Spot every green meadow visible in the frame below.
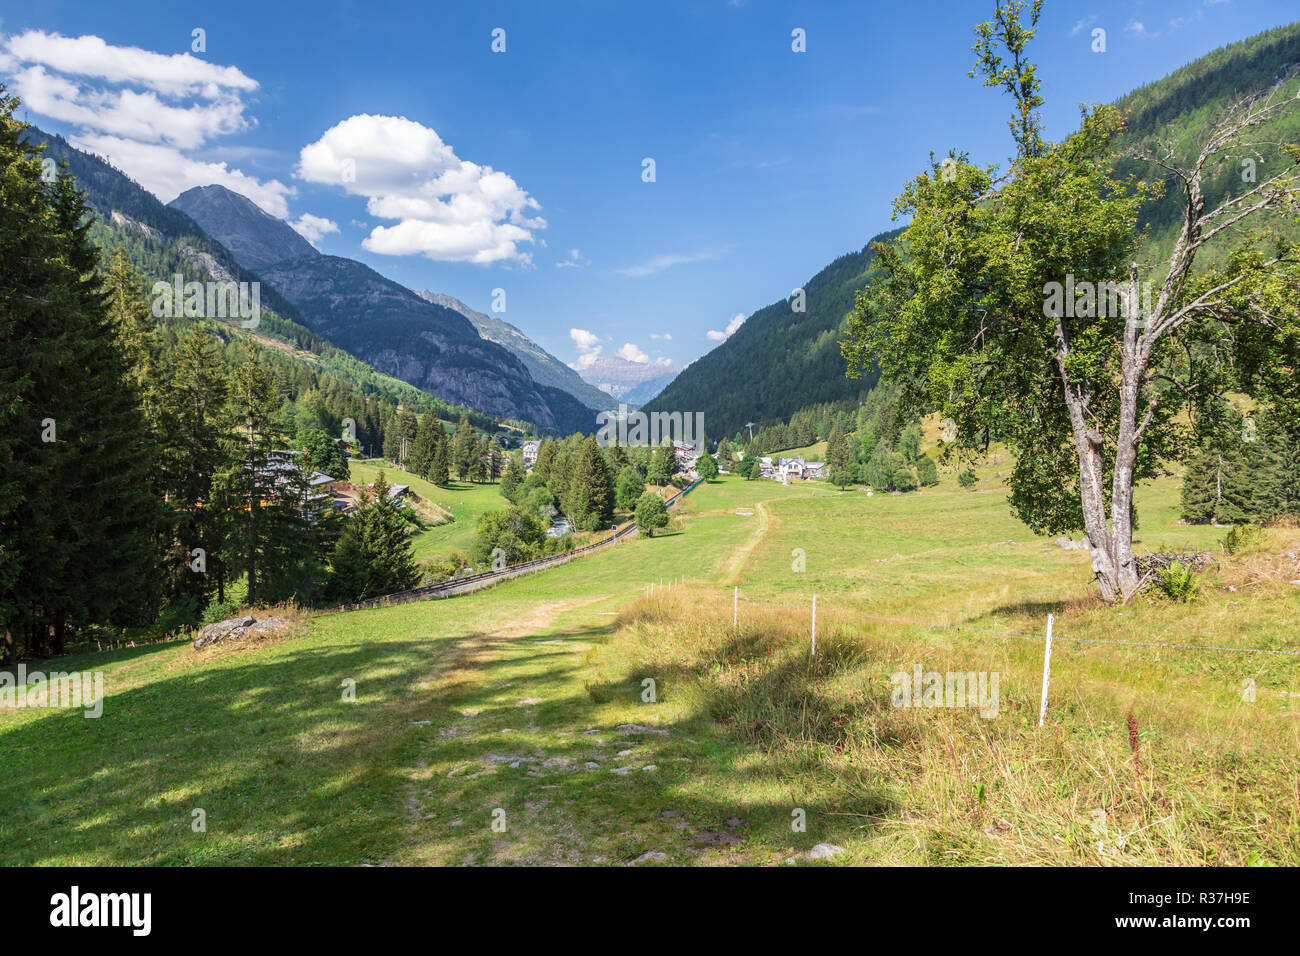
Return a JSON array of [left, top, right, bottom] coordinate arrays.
[[2, 466, 1296, 865]]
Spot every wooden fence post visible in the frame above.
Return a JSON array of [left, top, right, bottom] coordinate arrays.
[[811, 594, 817, 657], [1038, 613, 1054, 727]]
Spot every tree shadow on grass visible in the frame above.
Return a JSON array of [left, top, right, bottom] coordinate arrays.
[[2, 606, 902, 866]]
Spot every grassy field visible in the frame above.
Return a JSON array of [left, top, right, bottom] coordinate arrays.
[[2, 471, 1297, 866], [770, 440, 827, 461], [347, 460, 507, 563]]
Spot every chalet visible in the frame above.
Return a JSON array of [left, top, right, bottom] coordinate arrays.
[[521, 439, 540, 470], [776, 457, 827, 482]]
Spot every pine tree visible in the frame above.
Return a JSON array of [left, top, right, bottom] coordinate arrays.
[[330, 473, 418, 601], [407, 413, 439, 477], [157, 330, 232, 613], [216, 343, 321, 605], [470, 434, 489, 483], [501, 451, 525, 502], [429, 436, 451, 486], [453, 416, 476, 480]]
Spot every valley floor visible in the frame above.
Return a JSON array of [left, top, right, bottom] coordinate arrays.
[[2, 474, 1297, 865]]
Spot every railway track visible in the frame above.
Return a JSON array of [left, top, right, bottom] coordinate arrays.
[[321, 477, 703, 614]]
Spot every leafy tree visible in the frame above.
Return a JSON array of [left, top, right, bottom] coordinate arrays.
[[715, 437, 733, 469], [615, 465, 646, 511], [697, 453, 719, 481], [842, 0, 1300, 601], [297, 428, 349, 481], [897, 424, 923, 464], [958, 468, 978, 490], [917, 455, 940, 486], [500, 451, 526, 502], [648, 444, 675, 486], [892, 464, 919, 492], [635, 491, 669, 537], [862, 443, 896, 491], [737, 456, 760, 480], [471, 506, 545, 567]]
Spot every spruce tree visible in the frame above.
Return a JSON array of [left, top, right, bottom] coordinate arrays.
[[453, 416, 476, 480]]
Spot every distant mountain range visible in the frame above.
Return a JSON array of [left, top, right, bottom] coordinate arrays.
[[169, 185, 593, 433], [412, 290, 618, 413], [571, 356, 680, 407]]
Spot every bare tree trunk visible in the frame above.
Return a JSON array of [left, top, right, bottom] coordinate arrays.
[[1055, 320, 1121, 601], [1108, 264, 1145, 601]]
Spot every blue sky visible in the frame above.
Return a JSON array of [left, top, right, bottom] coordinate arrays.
[[2, 0, 1296, 376]]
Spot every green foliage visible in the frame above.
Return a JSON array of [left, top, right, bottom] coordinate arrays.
[[615, 465, 646, 511], [1155, 561, 1202, 602], [697, 453, 719, 481], [648, 444, 675, 486], [328, 473, 418, 603], [471, 506, 546, 567], [1181, 404, 1298, 526], [634, 492, 669, 537], [0, 99, 164, 659], [500, 451, 526, 503], [297, 428, 350, 481], [737, 457, 760, 480], [1223, 523, 1267, 555], [958, 468, 979, 490], [916, 455, 939, 486]]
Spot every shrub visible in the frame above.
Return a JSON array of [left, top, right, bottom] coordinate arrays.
[[1155, 560, 1201, 602], [1223, 523, 1266, 555]]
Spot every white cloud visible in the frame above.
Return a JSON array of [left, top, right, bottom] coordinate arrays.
[[297, 114, 544, 265], [651, 332, 672, 340], [290, 213, 340, 244], [1068, 15, 1097, 37], [0, 31, 291, 216], [2, 30, 256, 96], [73, 133, 293, 216], [706, 312, 746, 341], [616, 343, 649, 364], [556, 248, 588, 269], [569, 327, 603, 369], [1125, 20, 1156, 38], [617, 249, 722, 277]]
